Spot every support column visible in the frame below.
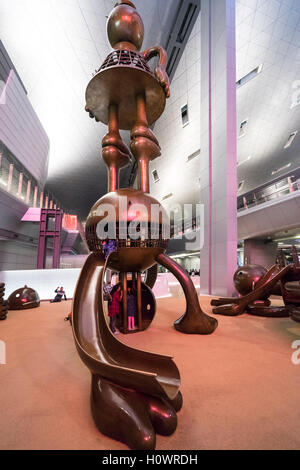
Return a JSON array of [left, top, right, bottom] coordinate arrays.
[[122, 273, 128, 334], [200, 0, 237, 296], [136, 272, 142, 331], [244, 239, 278, 269]]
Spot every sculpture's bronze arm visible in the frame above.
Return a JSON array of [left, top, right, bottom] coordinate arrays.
[[142, 46, 170, 98]]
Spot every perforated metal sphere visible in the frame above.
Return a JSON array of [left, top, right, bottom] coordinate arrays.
[[85, 189, 170, 272]]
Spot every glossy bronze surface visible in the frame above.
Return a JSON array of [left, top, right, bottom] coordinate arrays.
[[290, 307, 300, 323], [86, 63, 166, 130], [85, 188, 169, 272], [246, 305, 289, 318], [102, 103, 130, 192], [72, 252, 181, 449], [0, 283, 8, 321], [77, 0, 217, 449], [8, 285, 40, 311], [131, 93, 161, 193], [211, 265, 279, 308], [234, 265, 267, 296], [281, 266, 300, 308], [144, 263, 158, 290], [212, 265, 291, 316], [107, 2, 144, 51], [157, 253, 218, 335]]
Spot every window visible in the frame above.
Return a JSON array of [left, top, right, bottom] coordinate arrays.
[[236, 64, 263, 89], [186, 149, 200, 162], [238, 181, 244, 192], [152, 169, 160, 183], [238, 119, 248, 139], [181, 104, 189, 127], [284, 131, 297, 149]]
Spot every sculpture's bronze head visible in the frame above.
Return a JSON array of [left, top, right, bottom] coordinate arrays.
[[107, 1, 144, 51]]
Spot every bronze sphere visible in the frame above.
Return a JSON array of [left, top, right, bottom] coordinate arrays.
[[234, 265, 267, 296], [85, 188, 169, 272], [8, 285, 40, 310], [107, 2, 144, 51]]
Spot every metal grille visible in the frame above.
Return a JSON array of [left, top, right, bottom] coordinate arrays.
[[98, 50, 153, 75], [85, 222, 169, 253]]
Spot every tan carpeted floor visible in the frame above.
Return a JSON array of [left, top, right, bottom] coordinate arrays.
[[0, 296, 300, 450]]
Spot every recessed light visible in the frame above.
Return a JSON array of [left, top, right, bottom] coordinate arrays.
[[271, 163, 291, 175]]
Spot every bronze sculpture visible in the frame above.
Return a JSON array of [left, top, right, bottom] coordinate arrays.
[[211, 263, 300, 319], [7, 285, 40, 311], [0, 283, 8, 320], [72, 1, 217, 450]]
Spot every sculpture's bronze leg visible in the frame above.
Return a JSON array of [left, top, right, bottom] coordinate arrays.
[[157, 253, 218, 335], [213, 265, 292, 317], [91, 376, 179, 450], [130, 94, 161, 193], [102, 103, 130, 192], [290, 306, 300, 323]]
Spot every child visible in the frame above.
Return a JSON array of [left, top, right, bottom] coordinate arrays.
[[127, 286, 137, 331]]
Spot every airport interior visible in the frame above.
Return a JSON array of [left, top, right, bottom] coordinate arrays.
[[0, 0, 300, 452]]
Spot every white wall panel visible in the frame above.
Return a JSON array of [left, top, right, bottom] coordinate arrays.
[[0, 70, 49, 186]]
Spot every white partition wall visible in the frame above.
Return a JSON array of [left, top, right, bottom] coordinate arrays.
[[0, 269, 81, 300], [0, 269, 200, 301]]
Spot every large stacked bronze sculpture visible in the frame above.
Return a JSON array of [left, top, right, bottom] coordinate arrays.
[[72, 1, 217, 450]]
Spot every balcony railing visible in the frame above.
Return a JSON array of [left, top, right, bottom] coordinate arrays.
[[238, 176, 300, 212], [0, 144, 64, 212]]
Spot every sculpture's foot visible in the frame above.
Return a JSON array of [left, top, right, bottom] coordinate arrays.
[[246, 305, 289, 318], [91, 375, 180, 450], [211, 298, 239, 307], [212, 304, 243, 316], [174, 309, 218, 335], [289, 307, 300, 323]]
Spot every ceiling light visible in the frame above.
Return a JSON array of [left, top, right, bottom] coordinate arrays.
[[162, 193, 174, 201], [271, 163, 291, 176], [237, 156, 251, 167]]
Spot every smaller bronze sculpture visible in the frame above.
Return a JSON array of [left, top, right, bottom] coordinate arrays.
[[8, 285, 40, 311], [211, 265, 291, 317], [212, 263, 300, 319], [0, 283, 8, 320]]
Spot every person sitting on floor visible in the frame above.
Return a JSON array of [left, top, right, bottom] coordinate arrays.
[[50, 287, 67, 303]]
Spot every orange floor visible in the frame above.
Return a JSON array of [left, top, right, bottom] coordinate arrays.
[[0, 296, 300, 450]]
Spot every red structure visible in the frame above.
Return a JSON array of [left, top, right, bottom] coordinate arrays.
[[37, 209, 63, 269]]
